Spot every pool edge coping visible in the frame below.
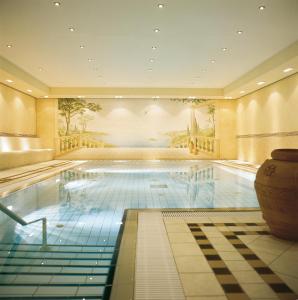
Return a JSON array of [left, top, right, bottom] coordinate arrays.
[[109, 207, 261, 300]]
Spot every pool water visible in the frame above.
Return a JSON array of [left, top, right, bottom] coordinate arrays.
[[0, 160, 258, 246]]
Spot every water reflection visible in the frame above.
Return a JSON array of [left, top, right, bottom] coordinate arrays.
[[0, 161, 258, 245]]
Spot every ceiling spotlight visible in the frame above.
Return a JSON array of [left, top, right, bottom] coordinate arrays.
[[88, 58, 93, 62], [6, 79, 13, 83], [240, 91, 245, 94], [6, 44, 12, 48], [149, 58, 154, 63], [154, 28, 160, 33], [259, 5, 266, 10], [44, 95, 48, 98], [53, 2, 61, 6], [38, 67, 43, 71], [80, 45, 84, 49], [69, 27, 75, 32], [237, 30, 243, 35], [27, 89, 32, 93], [221, 47, 227, 51], [283, 67, 293, 73], [158, 4, 164, 8], [257, 81, 266, 85], [210, 59, 216, 63], [152, 46, 157, 50]]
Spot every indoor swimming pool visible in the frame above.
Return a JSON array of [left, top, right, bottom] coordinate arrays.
[[0, 160, 258, 246], [0, 160, 259, 299]]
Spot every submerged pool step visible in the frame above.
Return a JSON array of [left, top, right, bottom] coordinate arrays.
[[0, 243, 117, 299]]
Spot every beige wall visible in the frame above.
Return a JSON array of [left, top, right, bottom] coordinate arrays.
[[36, 98, 58, 150], [0, 83, 36, 135], [236, 73, 298, 164], [215, 100, 237, 159]]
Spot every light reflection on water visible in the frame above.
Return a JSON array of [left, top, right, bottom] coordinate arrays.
[[0, 160, 258, 245]]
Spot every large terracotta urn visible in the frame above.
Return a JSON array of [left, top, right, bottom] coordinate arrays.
[[255, 149, 298, 241]]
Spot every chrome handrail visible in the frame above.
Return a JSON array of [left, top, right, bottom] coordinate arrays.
[[0, 202, 48, 249]]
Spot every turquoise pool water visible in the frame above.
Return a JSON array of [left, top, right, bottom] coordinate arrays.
[[0, 160, 258, 246]]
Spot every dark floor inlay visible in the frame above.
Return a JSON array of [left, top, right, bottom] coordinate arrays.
[[225, 235, 238, 240], [234, 244, 248, 249], [257, 231, 270, 235], [255, 267, 274, 274], [190, 228, 202, 232], [195, 236, 208, 240], [200, 244, 213, 249], [205, 254, 221, 261], [224, 223, 236, 226], [212, 268, 231, 275], [233, 231, 246, 235], [269, 283, 293, 293], [221, 284, 244, 293], [203, 223, 215, 226], [242, 254, 259, 260]]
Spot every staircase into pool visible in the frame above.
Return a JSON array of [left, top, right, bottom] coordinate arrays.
[[0, 242, 117, 299]]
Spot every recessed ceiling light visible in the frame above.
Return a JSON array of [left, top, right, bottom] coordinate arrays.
[[69, 27, 75, 32], [38, 67, 43, 71], [237, 30, 243, 35], [6, 44, 12, 48], [283, 67, 294, 73], [53, 2, 61, 7], [80, 45, 84, 49], [6, 79, 13, 83], [149, 58, 154, 63], [257, 81, 266, 85], [259, 5, 266, 10], [240, 91, 245, 94], [210, 59, 216, 63], [157, 4, 164, 8], [152, 46, 157, 50], [88, 58, 93, 62], [154, 28, 160, 33], [115, 96, 123, 99], [27, 89, 32, 93], [221, 47, 227, 51], [44, 95, 48, 98]]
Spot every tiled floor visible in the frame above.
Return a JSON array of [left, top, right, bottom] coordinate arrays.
[[163, 211, 298, 300]]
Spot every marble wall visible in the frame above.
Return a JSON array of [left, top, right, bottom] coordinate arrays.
[[236, 73, 298, 164]]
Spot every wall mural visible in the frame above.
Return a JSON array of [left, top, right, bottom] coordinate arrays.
[[57, 98, 218, 156]]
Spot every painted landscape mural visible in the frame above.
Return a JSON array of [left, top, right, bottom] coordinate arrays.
[[57, 98, 218, 155]]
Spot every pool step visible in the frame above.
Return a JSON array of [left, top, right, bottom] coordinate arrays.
[[0, 243, 116, 299]]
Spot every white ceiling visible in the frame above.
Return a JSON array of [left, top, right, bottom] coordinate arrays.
[[0, 0, 297, 88]]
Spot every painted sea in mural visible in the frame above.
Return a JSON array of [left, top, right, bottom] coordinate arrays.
[[58, 98, 216, 148]]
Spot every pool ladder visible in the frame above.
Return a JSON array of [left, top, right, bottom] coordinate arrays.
[[0, 202, 48, 250]]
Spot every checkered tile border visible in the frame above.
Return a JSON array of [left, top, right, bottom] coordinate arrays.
[[188, 222, 297, 300]]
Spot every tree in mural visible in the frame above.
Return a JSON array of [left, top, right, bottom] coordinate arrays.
[[207, 104, 215, 137], [58, 98, 101, 135]]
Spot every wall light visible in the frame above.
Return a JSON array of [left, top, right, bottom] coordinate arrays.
[[283, 67, 293, 73], [257, 81, 265, 85]]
